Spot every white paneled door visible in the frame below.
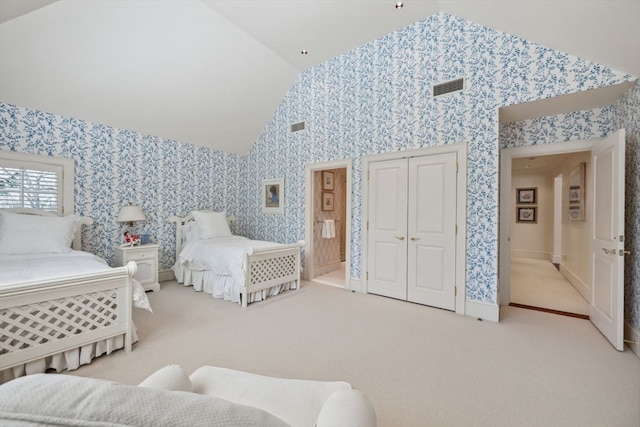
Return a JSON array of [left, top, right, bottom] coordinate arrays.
[[367, 159, 408, 300], [407, 154, 457, 309], [590, 129, 625, 351], [368, 153, 458, 310]]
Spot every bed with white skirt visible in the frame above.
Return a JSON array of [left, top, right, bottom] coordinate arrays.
[[170, 211, 304, 307], [0, 208, 151, 384]]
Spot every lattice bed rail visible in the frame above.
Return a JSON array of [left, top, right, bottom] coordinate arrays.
[[0, 264, 135, 372], [241, 241, 304, 308]]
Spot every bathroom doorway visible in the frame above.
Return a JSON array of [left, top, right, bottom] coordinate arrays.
[[304, 160, 351, 289]]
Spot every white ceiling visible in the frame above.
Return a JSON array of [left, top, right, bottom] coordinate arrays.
[[1, 0, 638, 155], [512, 153, 568, 173]]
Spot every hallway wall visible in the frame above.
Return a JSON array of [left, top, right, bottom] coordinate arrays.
[[510, 172, 553, 259], [554, 152, 592, 301]]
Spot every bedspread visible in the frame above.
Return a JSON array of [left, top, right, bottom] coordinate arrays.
[[0, 251, 151, 312], [177, 236, 282, 283]]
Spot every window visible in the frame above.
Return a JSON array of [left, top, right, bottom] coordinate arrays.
[[0, 152, 74, 215]]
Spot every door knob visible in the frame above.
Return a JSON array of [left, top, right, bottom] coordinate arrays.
[[394, 236, 405, 241], [411, 237, 420, 241]]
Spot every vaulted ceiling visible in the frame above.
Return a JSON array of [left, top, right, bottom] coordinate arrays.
[[1, 1, 638, 154]]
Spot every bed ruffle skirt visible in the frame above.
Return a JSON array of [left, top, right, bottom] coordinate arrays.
[[172, 263, 297, 304], [0, 328, 138, 384]]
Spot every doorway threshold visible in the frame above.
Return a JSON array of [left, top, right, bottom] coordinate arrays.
[[509, 303, 589, 320]]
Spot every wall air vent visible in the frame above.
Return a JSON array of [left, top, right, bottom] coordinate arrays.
[[432, 78, 465, 97], [290, 121, 306, 132]]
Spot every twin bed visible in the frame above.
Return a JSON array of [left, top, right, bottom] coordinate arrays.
[[170, 210, 304, 308], [0, 208, 150, 384], [1, 208, 303, 383]]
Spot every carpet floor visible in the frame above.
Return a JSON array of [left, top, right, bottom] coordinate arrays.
[[70, 280, 640, 427]]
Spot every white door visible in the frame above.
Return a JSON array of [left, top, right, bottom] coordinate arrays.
[[590, 129, 625, 351], [367, 159, 408, 300], [407, 153, 457, 309], [367, 154, 458, 310]]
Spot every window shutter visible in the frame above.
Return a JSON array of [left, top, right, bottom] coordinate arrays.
[[0, 160, 63, 212]]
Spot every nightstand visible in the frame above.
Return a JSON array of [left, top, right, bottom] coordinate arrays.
[[114, 244, 160, 292]]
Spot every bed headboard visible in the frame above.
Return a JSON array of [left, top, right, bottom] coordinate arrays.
[[1, 208, 94, 250], [169, 212, 236, 258]]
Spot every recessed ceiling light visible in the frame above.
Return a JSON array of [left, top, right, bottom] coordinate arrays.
[[301, 50, 308, 55], [395, 2, 403, 9]]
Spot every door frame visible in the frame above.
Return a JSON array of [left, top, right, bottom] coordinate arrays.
[[304, 159, 352, 289], [361, 143, 468, 315], [499, 139, 600, 307]]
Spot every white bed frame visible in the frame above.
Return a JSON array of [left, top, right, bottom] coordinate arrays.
[[0, 209, 137, 381], [170, 213, 304, 308]]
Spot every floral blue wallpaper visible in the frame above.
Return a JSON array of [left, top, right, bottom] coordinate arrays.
[[240, 13, 632, 308], [0, 104, 242, 269], [0, 13, 637, 328]]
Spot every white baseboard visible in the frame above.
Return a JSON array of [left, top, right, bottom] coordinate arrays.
[[624, 322, 640, 359], [350, 278, 363, 293], [159, 269, 175, 283], [558, 264, 589, 302], [314, 261, 342, 276], [465, 300, 499, 322]]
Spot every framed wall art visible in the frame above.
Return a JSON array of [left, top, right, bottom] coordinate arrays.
[[568, 162, 585, 221], [568, 205, 584, 221], [322, 171, 335, 191], [517, 207, 536, 223], [321, 192, 334, 211], [516, 187, 537, 204], [262, 178, 284, 214]]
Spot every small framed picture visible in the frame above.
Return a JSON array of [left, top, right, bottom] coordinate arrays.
[[322, 171, 335, 191], [516, 188, 537, 204], [568, 205, 584, 221], [569, 162, 585, 204], [517, 207, 536, 223], [262, 178, 284, 214], [322, 192, 334, 211]]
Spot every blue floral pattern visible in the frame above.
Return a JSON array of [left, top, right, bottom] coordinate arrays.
[[0, 104, 242, 269], [0, 13, 637, 328]]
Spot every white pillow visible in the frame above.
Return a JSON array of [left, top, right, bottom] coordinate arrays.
[[138, 364, 193, 392], [315, 390, 377, 427], [182, 221, 203, 244], [0, 211, 78, 255], [192, 210, 231, 239]]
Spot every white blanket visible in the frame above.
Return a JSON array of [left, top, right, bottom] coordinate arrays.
[[0, 250, 151, 311], [174, 236, 295, 304], [178, 236, 283, 284], [0, 374, 290, 427]]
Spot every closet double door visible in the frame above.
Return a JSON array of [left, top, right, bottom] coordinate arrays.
[[367, 152, 457, 310]]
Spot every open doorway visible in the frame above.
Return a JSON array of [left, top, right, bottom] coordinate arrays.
[[506, 152, 590, 318], [499, 141, 596, 305], [500, 131, 627, 351], [304, 160, 352, 289]]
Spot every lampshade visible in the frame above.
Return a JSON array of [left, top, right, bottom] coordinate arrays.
[[117, 205, 146, 225]]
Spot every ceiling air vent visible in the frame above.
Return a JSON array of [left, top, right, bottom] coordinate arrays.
[[433, 78, 464, 97], [290, 121, 306, 132]]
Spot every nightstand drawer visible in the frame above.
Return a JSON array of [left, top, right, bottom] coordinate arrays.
[[131, 251, 151, 260]]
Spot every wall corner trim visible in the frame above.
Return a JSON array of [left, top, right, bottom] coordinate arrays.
[[624, 321, 640, 359], [349, 278, 363, 294], [465, 300, 500, 322]]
